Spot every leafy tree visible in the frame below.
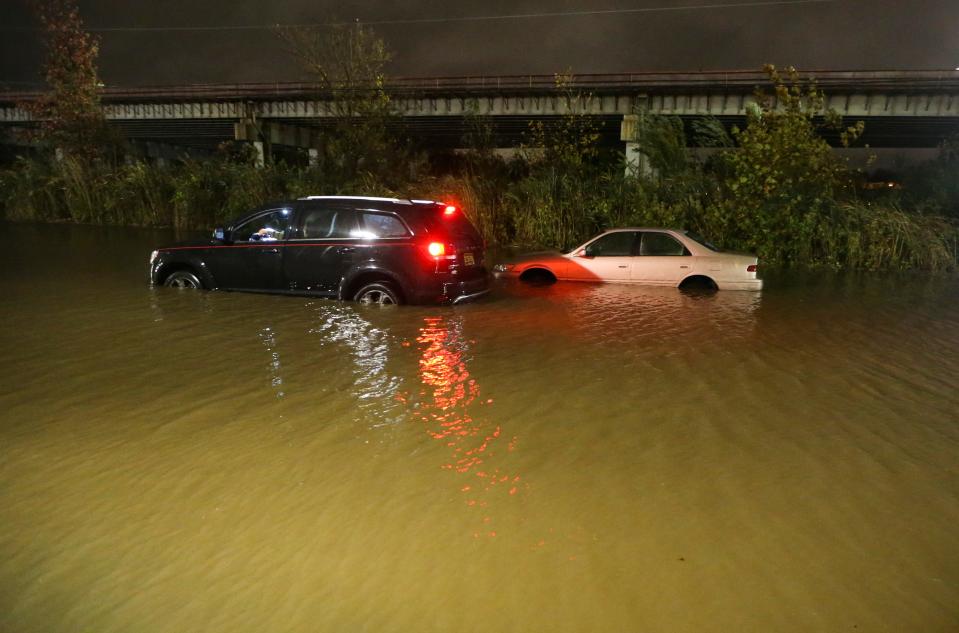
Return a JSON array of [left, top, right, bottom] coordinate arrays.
[[623, 113, 736, 238], [524, 71, 601, 171], [23, 0, 111, 161], [897, 134, 959, 218], [460, 100, 499, 167], [278, 20, 404, 184], [720, 65, 864, 263], [633, 113, 689, 176], [506, 71, 612, 248]]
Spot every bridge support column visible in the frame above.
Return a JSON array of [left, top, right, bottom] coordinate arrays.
[[620, 113, 654, 178], [235, 118, 320, 168], [252, 141, 266, 168], [624, 139, 641, 175]]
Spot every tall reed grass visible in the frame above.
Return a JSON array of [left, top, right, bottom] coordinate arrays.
[[1, 154, 956, 272]]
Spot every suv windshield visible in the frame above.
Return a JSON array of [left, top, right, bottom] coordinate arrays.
[[683, 230, 720, 252]]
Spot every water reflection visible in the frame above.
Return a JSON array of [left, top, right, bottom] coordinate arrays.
[[415, 315, 522, 537], [497, 279, 762, 346], [307, 303, 406, 427], [257, 326, 285, 399]]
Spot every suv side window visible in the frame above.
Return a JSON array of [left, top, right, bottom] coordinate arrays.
[[297, 206, 355, 239], [640, 232, 688, 256], [357, 211, 410, 238], [232, 209, 291, 242], [585, 231, 638, 257]]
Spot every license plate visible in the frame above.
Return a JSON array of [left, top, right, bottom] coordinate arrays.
[[463, 253, 475, 266]]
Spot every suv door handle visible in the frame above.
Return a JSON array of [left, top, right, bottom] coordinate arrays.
[[261, 247, 279, 254], [336, 247, 355, 254]]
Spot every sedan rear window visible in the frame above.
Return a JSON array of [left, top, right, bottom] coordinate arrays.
[[640, 232, 687, 256], [683, 230, 720, 252]]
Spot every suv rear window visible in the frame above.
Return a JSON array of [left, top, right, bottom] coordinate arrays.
[[407, 205, 483, 243], [357, 211, 411, 238]]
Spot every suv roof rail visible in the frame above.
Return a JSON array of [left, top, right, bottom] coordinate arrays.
[[298, 195, 419, 204]]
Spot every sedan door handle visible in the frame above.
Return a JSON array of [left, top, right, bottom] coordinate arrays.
[[618, 265, 628, 268], [261, 247, 280, 254]]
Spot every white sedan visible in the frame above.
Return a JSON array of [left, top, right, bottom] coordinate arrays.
[[492, 228, 762, 291]]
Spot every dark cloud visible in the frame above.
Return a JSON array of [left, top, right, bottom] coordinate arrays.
[[2, 0, 958, 88]]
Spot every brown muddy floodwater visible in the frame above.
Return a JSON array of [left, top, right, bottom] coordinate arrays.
[[1, 222, 958, 632]]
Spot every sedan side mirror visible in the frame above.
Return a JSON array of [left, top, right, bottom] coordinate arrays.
[[580, 247, 594, 258], [213, 227, 226, 242]]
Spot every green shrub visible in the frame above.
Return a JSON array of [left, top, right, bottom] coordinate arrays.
[[0, 156, 65, 222]]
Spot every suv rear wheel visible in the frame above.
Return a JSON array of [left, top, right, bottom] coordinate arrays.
[[353, 282, 400, 305]]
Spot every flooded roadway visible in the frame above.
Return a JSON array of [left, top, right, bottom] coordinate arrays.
[[1, 223, 958, 632]]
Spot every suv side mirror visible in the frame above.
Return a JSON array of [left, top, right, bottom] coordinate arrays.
[[213, 227, 226, 242]]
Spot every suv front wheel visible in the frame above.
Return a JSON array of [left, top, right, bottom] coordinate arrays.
[[164, 270, 203, 289], [353, 282, 401, 305]]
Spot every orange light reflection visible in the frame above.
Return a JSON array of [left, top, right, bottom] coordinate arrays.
[[415, 316, 523, 536]]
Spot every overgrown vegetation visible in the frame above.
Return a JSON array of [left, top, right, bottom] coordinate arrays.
[[1, 5, 957, 272]]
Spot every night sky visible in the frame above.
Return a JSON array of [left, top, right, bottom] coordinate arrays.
[[1, 0, 957, 88]]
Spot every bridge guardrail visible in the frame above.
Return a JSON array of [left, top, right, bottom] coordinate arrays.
[[3, 70, 959, 105]]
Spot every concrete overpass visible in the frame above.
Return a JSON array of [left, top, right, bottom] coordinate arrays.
[[2, 70, 958, 165]]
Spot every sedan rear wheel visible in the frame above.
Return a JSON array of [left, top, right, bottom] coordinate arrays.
[[353, 282, 400, 305], [164, 270, 203, 289]]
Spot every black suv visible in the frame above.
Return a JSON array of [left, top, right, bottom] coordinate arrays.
[[150, 196, 490, 305]]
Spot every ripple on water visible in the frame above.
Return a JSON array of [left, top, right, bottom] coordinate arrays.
[[1, 225, 959, 633]]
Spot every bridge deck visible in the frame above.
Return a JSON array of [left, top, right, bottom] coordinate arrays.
[[2, 71, 958, 150]]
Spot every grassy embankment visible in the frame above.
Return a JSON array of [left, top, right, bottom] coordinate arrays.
[[1, 150, 955, 272]]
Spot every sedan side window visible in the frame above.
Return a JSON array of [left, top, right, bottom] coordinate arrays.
[[584, 231, 638, 257], [232, 209, 290, 242], [640, 232, 688, 256], [298, 207, 355, 239]]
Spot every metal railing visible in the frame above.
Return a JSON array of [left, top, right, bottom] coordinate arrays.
[[3, 69, 958, 104]]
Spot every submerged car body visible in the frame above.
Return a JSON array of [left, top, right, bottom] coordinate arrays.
[[150, 196, 490, 305], [493, 228, 762, 291]]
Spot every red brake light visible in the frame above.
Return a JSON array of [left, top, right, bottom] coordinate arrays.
[[747, 264, 757, 272], [443, 205, 456, 216], [427, 242, 446, 257]]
